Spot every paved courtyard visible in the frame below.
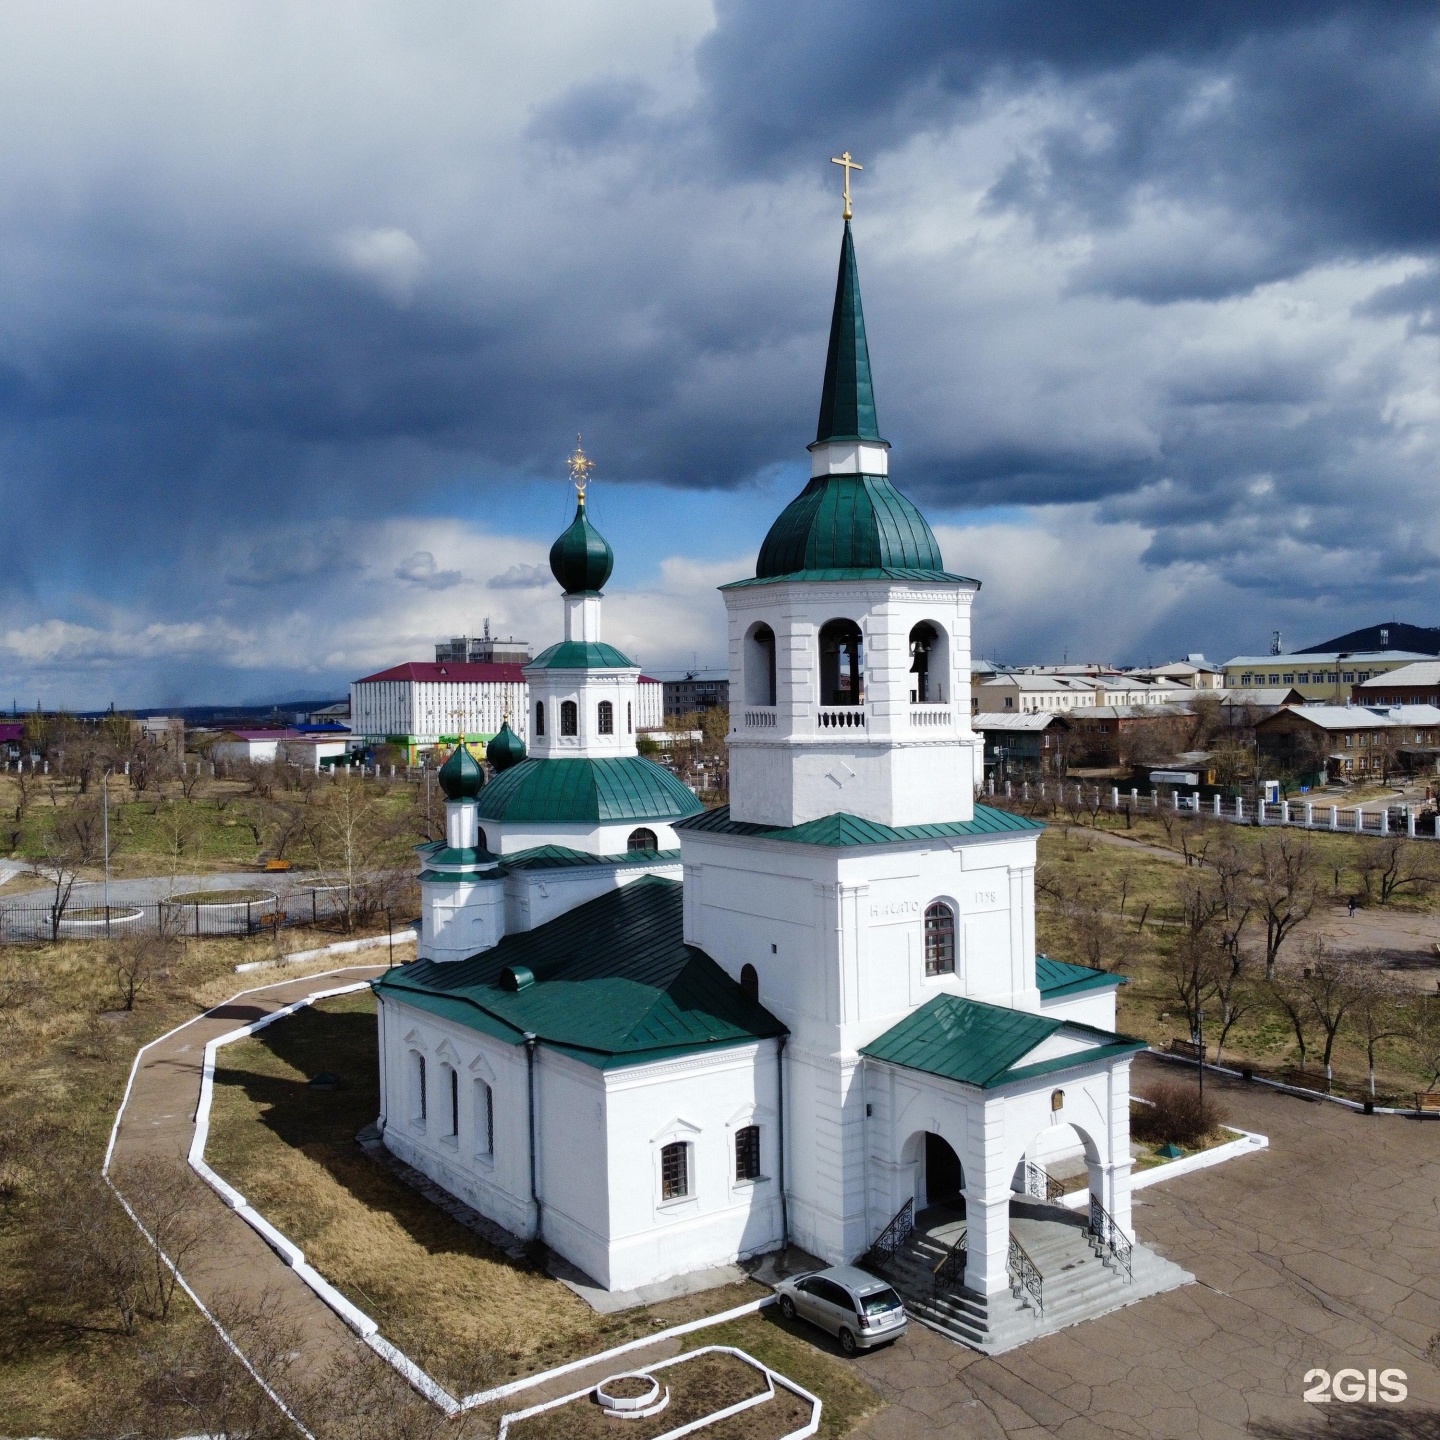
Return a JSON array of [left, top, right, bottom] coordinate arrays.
[[841, 1054, 1440, 1438]]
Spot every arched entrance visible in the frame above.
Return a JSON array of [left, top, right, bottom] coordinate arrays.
[[924, 1133, 964, 1207]]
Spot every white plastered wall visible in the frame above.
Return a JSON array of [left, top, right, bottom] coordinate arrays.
[[502, 857, 683, 934]]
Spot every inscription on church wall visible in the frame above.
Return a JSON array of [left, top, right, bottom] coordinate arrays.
[[869, 898, 920, 920], [963, 875, 1009, 912]]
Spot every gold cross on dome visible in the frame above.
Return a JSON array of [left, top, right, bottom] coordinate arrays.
[[830, 151, 862, 220], [448, 705, 469, 742], [567, 434, 595, 500]]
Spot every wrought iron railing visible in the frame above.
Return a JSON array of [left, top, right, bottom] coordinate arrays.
[[931, 1227, 967, 1293], [1087, 1195, 1133, 1283], [865, 1198, 914, 1268], [1022, 1160, 1065, 1205], [1007, 1234, 1044, 1317]]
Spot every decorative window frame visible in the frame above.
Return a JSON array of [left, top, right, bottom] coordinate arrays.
[[651, 1117, 702, 1213], [922, 895, 960, 982], [468, 1051, 497, 1165]]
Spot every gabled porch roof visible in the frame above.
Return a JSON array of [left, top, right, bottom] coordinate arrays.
[[861, 993, 1146, 1089]]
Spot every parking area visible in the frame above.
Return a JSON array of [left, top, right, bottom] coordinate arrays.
[[842, 1055, 1440, 1439]]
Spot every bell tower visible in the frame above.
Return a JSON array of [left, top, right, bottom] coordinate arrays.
[[723, 220, 981, 830]]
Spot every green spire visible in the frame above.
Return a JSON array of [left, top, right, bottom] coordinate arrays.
[[814, 220, 883, 445]]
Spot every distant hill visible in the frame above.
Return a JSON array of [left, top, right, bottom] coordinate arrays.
[[1296, 621, 1440, 655]]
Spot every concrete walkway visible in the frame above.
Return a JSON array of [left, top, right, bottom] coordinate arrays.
[[107, 965, 404, 1420]]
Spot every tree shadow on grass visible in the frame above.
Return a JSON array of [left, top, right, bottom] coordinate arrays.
[[211, 1002, 534, 1275]]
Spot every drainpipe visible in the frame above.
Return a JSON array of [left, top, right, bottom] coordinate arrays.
[[524, 1032, 541, 1241], [776, 1035, 788, 1249]]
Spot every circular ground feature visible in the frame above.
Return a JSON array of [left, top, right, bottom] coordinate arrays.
[[164, 889, 277, 907]]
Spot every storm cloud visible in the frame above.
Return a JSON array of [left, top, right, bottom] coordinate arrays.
[[0, 0, 1433, 705]]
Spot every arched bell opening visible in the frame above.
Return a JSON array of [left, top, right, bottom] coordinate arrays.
[[909, 621, 950, 705], [744, 623, 777, 706], [819, 619, 864, 706]]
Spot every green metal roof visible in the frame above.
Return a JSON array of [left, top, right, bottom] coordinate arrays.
[[438, 740, 484, 800], [815, 220, 882, 445], [501, 846, 680, 871], [374, 877, 785, 1068], [754, 474, 946, 580], [860, 993, 1146, 1090], [723, 566, 979, 590], [475, 756, 704, 824], [424, 845, 498, 867], [527, 640, 638, 670], [675, 803, 1043, 848], [549, 494, 614, 595], [1036, 955, 1125, 997], [486, 720, 527, 772]]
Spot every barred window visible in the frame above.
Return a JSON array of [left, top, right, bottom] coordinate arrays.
[[924, 901, 956, 977], [535, 702, 545, 737], [628, 827, 658, 853], [598, 701, 614, 735], [413, 1052, 427, 1125], [735, 1125, 761, 1182], [661, 1141, 689, 1201], [475, 1080, 493, 1157], [561, 700, 578, 736], [627, 702, 633, 734]]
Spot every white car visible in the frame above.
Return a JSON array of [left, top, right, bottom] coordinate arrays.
[[773, 1265, 908, 1355]]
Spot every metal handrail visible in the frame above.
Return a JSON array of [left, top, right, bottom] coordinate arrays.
[[1007, 1233, 1045, 1317], [931, 1227, 968, 1293], [865, 1198, 914, 1267], [1022, 1160, 1065, 1205], [1088, 1194, 1134, 1283]]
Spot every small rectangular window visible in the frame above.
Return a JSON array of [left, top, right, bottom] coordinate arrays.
[[449, 1068, 459, 1138], [661, 1141, 689, 1201], [476, 1080, 493, 1157], [415, 1054, 427, 1124], [735, 1125, 761, 1181], [597, 701, 614, 735]]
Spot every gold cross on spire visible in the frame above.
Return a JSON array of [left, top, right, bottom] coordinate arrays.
[[567, 434, 595, 500], [830, 151, 862, 220]]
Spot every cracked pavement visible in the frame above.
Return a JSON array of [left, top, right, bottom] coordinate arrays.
[[844, 1055, 1440, 1438]]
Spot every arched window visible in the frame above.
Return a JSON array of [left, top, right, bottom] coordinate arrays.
[[475, 1079, 494, 1157], [661, 1141, 689, 1201], [924, 901, 956, 976], [819, 619, 864, 706], [735, 1124, 761, 1181], [560, 700, 578, 736], [909, 621, 948, 704], [411, 1052, 427, 1127], [535, 702, 545, 737], [446, 1065, 459, 1138], [628, 827, 659, 853], [745, 623, 777, 706], [740, 963, 759, 1002], [627, 701, 633, 734], [597, 700, 614, 735]]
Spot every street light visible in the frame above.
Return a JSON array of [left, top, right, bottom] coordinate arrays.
[[102, 765, 112, 932]]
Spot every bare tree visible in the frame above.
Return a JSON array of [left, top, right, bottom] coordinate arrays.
[[26, 801, 114, 938], [1352, 965, 1410, 1098], [1178, 818, 1216, 869], [1167, 878, 1225, 1043], [106, 935, 176, 1011], [1267, 972, 1313, 1074], [1295, 943, 1365, 1083], [1255, 834, 1317, 979], [176, 757, 207, 800], [1413, 1000, 1440, 1094], [1358, 835, 1439, 905], [302, 776, 414, 931]]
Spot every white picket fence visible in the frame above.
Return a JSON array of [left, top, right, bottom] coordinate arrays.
[[982, 778, 1437, 840]]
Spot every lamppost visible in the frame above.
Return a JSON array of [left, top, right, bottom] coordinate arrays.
[[102, 765, 112, 932], [1195, 1005, 1205, 1100]]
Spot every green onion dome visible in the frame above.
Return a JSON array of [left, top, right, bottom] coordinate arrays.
[[486, 719, 526, 773], [438, 740, 485, 800], [549, 494, 614, 594]]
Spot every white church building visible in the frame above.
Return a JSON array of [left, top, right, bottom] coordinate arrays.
[[371, 217, 1189, 1350]]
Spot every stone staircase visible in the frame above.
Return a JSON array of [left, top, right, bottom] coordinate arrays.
[[870, 1203, 1192, 1355]]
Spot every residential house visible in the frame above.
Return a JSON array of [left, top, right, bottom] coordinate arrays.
[[1222, 651, 1432, 704], [971, 711, 1071, 777], [1356, 661, 1440, 708], [1255, 705, 1440, 782]]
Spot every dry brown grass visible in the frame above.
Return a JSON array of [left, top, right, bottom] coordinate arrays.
[[205, 995, 781, 1395]]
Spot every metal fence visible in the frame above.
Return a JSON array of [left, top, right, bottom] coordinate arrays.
[[982, 778, 1439, 839], [0, 885, 361, 944]]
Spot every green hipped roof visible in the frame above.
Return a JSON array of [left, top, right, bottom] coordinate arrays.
[[527, 640, 638, 670], [500, 845, 680, 871], [1036, 955, 1126, 998], [816, 220, 881, 445], [475, 756, 704, 825], [549, 494, 614, 595], [754, 474, 947, 580], [676, 803, 1043, 848], [861, 993, 1146, 1090], [374, 877, 785, 1068]]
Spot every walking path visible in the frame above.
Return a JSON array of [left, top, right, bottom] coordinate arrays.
[[106, 964, 405, 1424]]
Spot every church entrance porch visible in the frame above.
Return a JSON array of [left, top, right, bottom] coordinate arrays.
[[863, 1192, 1193, 1355], [923, 1133, 963, 1207]]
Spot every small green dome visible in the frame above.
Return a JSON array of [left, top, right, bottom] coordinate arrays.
[[549, 495, 614, 594], [438, 741, 485, 800], [486, 720, 526, 772]]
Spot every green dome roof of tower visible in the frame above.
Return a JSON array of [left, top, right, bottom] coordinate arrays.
[[549, 493, 614, 595], [486, 719, 526, 773], [438, 740, 485, 800]]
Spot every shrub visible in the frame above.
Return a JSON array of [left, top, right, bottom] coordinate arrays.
[[1132, 1082, 1225, 1148]]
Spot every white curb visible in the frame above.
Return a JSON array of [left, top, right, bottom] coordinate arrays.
[[235, 928, 416, 973]]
